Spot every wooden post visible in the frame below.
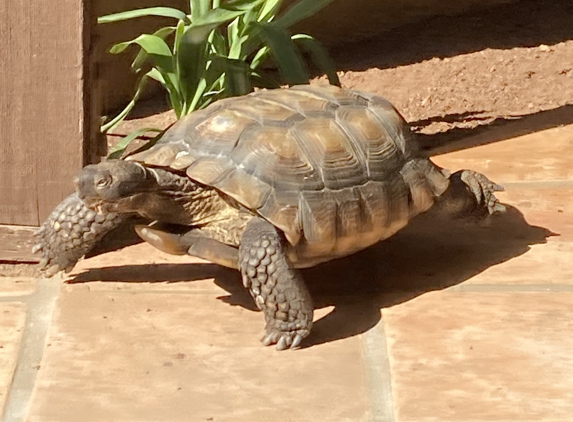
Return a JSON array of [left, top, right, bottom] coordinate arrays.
[[0, 0, 101, 261], [0, 0, 99, 227]]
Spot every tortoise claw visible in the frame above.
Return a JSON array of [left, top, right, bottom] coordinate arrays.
[[44, 264, 61, 278], [261, 332, 279, 347], [460, 170, 506, 215], [291, 333, 303, 349], [276, 336, 291, 351], [490, 202, 507, 214], [261, 330, 306, 350]]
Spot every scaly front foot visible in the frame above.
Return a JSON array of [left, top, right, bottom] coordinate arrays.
[[33, 193, 125, 277], [239, 218, 313, 350]]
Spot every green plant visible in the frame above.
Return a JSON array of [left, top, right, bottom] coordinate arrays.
[[99, 0, 340, 157]]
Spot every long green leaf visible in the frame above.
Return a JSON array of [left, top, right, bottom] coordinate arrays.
[[146, 68, 183, 118], [258, 0, 282, 22], [146, 67, 166, 84], [173, 20, 186, 57], [98, 7, 188, 24], [292, 34, 340, 86], [220, 0, 265, 13], [111, 34, 182, 108], [177, 5, 250, 111], [110, 34, 175, 74], [209, 29, 228, 56], [131, 26, 176, 72], [227, 17, 241, 57], [191, 7, 246, 27], [176, 25, 212, 112], [211, 55, 252, 97], [257, 24, 309, 85], [101, 76, 150, 133], [250, 45, 270, 70], [189, 78, 208, 112], [191, 0, 208, 19], [273, 0, 335, 28], [107, 127, 163, 159]]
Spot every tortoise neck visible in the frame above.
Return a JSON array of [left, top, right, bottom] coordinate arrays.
[[144, 166, 196, 192], [136, 166, 230, 226]]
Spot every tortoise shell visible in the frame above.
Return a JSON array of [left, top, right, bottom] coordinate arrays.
[[127, 85, 449, 264]]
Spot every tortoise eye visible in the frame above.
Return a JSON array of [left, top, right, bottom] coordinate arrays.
[[95, 175, 112, 188]]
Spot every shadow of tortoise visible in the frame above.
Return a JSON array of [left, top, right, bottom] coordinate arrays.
[[70, 204, 554, 348]]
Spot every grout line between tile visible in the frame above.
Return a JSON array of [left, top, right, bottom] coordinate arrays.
[[500, 180, 573, 188], [447, 283, 573, 292], [362, 315, 396, 422], [71, 288, 223, 295], [0, 296, 32, 303], [2, 277, 61, 422]]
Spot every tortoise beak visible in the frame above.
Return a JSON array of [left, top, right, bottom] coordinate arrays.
[[75, 166, 99, 200], [74, 166, 113, 214]]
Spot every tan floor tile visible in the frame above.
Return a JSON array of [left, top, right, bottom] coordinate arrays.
[[382, 291, 573, 422], [0, 302, 26, 416], [0, 278, 37, 296], [498, 186, 572, 214], [462, 241, 573, 286], [497, 186, 573, 240], [460, 186, 573, 285], [28, 289, 370, 422], [432, 124, 573, 183]]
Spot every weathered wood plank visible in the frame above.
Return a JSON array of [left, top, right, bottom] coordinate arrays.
[[0, 0, 95, 225]]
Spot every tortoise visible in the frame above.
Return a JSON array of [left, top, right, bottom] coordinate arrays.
[[34, 84, 505, 350]]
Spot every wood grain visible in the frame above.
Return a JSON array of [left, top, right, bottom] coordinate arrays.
[[0, 0, 93, 226]]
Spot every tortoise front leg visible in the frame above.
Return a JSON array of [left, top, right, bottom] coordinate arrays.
[[33, 193, 126, 276], [239, 217, 314, 351]]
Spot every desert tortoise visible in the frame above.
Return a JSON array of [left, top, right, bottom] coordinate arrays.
[[34, 84, 505, 350]]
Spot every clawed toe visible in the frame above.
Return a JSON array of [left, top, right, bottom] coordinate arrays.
[[44, 264, 61, 278], [261, 331, 306, 351], [461, 170, 506, 215], [487, 196, 507, 214]]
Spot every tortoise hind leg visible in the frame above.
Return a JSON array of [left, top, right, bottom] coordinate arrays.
[[437, 170, 506, 217], [135, 224, 239, 269], [239, 217, 313, 350]]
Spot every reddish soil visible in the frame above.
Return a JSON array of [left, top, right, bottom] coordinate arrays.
[[331, 0, 573, 143], [108, 0, 573, 152]]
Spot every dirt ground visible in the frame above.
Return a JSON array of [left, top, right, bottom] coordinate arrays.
[[107, 0, 573, 150]]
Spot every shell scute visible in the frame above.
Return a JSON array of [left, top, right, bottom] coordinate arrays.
[[291, 117, 368, 190]]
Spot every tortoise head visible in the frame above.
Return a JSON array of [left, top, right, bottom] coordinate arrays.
[[74, 160, 154, 211]]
